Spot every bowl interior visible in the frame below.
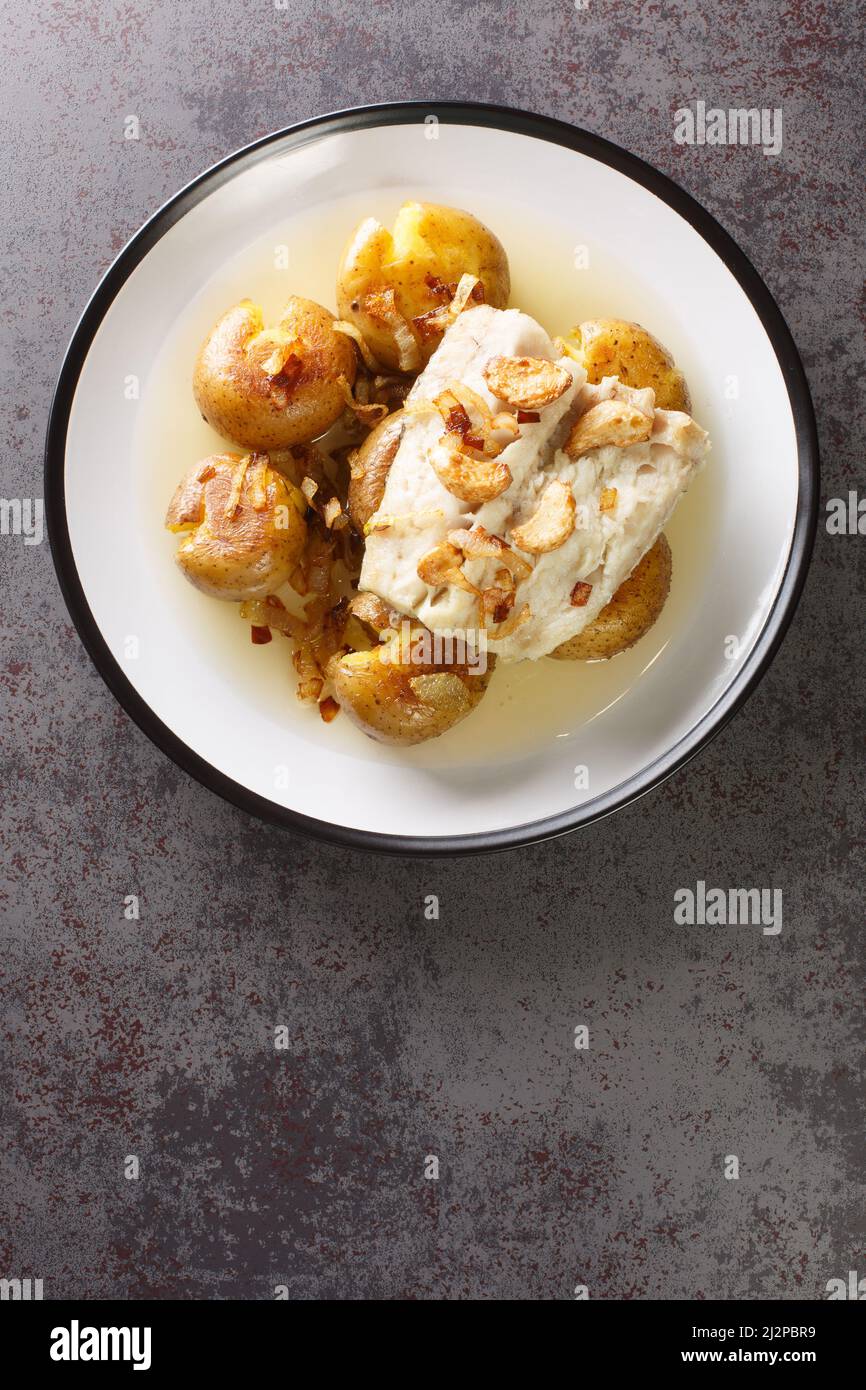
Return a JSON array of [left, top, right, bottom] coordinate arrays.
[[61, 115, 800, 842]]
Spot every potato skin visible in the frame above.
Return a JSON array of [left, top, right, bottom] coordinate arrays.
[[327, 629, 494, 745], [336, 201, 510, 372], [347, 409, 406, 532], [193, 296, 356, 450], [568, 318, 691, 412], [550, 534, 672, 661], [550, 319, 684, 660], [166, 452, 306, 600]]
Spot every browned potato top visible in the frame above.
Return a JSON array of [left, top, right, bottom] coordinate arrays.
[[327, 625, 494, 745], [193, 296, 357, 451], [166, 452, 306, 600]]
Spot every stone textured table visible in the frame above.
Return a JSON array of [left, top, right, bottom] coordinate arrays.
[[2, 1, 862, 1299]]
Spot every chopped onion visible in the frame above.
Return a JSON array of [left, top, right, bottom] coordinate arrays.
[[448, 525, 533, 582], [248, 455, 269, 511], [240, 596, 309, 640], [223, 455, 251, 519], [449, 273, 481, 317], [481, 584, 515, 626], [297, 675, 324, 703], [333, 319, 385, 372], [337, 373, 389, 428], [348, 592, 399, 632], [491, 602, 530, 638], [361, 288, 421, 373]]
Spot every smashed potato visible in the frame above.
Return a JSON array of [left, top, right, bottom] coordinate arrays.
[[336, 201, 510, 372], [565, 319, 691, 412], [347, 408, 406, 533], [327, 623, 493, 745], [165, 452, 306, 600], [550, 534, 672, 660], [193, 296, 356, 450]]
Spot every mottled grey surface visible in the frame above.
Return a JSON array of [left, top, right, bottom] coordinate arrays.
[[1, 0, 864, 1301]]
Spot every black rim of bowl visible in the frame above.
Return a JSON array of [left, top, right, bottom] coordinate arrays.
[[44, 100, 820, 857]]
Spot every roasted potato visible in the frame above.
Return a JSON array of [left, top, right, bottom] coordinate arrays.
[[193, 296, 356, 450], [336, 201, 510, 373], [327, 622, 493, 745], [347, 408, 406, 532], [550, 534, 672, 661], [165, 452, 306, 600], [566, 318, 691, 412]]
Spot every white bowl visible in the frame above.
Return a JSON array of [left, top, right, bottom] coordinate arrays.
[[45, 103, 818, 854]]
